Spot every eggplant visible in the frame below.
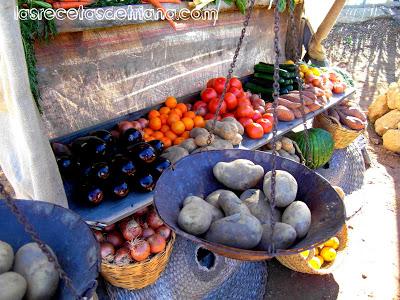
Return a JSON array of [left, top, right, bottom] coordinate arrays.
[[78, 184, 104, 206], [120, 128, 143, 146], [90, 130, 115, 147], [71, 136, 107, 161], [108, 177, 130, 199], [148, 139, 164, 156], [56, 155, 75, 177], [111, 155, 136, 178], [52, 142, 72, 156], [132, 172, 155, 192], [78, 162, 110, 183], [151, 158, 171, 178], [126, 142, 157, 164]]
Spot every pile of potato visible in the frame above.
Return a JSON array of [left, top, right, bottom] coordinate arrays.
[[263, 136, 301, 163], [161, 117, 244, 163], [177, 159, 312, 250], [0, 241, 59, 300]]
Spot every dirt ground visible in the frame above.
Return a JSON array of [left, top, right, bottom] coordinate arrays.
[[265, 17, 400, 300]]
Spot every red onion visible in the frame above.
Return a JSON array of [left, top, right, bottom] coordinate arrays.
[[146, 210, 164, 229], [137, 118, 149, 129], [256, 106, 266, 115], [156, 226, 171, 240], [133, 206, 149, 218], [93, 230, 105, 243], [110, 130, 120, 140], [100, 242, 115, 262], [114, 247, 132, 265], [196, 107, 207, 117], [106, 231, 125, 248], [103, 223, 116, 232], [147, 234, 166, 254], [119, 218, 143, 241], [142, 227, 155, 238], [245, 91, 252, 98], [130, 239, 151, 262], [131, 121, 142, 130], [118, 121, 134, 133]]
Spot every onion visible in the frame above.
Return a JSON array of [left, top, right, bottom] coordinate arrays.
[[100, 242, 115, 262], [106, 231, 125, 248], [186, 103, 192, 111], [146, 210, 164, 229], [130, 239, 151, 262], [196, 107, 207, 117], [142, 227, 155, 238], [156, 226, 171, 240], [137, 118, 149, 129], [93, 230, 105, 242], [103, 223, 116, 232], [119, 218, 143, 241], [118, 121, 134, 133], [256, 106, 266, 115], [147, 234, 166, 254], [133, 206, 149, 218], [114, 247, 132, 265], [245, 91, 252, 99], [131, 121, 142, 130], [250, 94, 260, 102]]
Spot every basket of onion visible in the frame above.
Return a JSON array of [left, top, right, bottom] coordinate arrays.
[[93, 206, 175, 290]]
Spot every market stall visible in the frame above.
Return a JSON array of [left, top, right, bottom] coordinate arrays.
[[0, 0, 372, 299]]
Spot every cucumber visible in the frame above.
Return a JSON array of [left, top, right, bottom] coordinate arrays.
[[286, 85, 294, 92], [254, 64, 292, 78], [259, 62, 296, 72], [245, 82, 274, 94], [254, 73, 285, 84]]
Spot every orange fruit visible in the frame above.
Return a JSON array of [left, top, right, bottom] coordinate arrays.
[[193, 116, 205, 128], [148, 110, 160, 119], [159, 107, 171, 115], [153, 131, 164, 139], [160, 114, 168, 125], [171, 108, 183, 118], [167, 113, 180, 126], [165, 130, 178, 141], [143, 128, 154, 135], [147, 136, 156, 142], [183, 111, 196, 119], [176, 103, 188, 114], [160, 125, 170, 133], [165, 96, 177, 108], [149, 117, 162, 131], [181, 117, 194, 131], [174, 137, 186, 145], [160, 137, 172, 148], [144, 133, 150, 139], [181, 131, 190, 139], [171, 121, 186, 135]]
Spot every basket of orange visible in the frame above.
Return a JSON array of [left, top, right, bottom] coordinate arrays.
[[143, 96, 206, 148]]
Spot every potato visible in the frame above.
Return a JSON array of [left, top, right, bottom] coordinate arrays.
[[263, 170, 298, 207], [266, 141, 282, 151], [213, 159, 264, 191], [161, 146, 189, 163], [240, 189, 281, 224], [281, 137, 295, 154], [206, 120, 238, 141], [230, 133, 243, 146], [14, 243, 59, 300], [194, 133, 214, 147], [0, 241, 14, 274], [205, 213, 263, 249], [0, 272, 27, 300], [183, 196, 224, 222], [209, 137, 234, 150], [218, 190, 250, 216], [282, 201, 311, 238], [205, 189, 229, 208], [222, 117, 244, 135], [180, 138, 198, 153], [258, 222, 297, 250], [190, 128, 209, 138], [191, 146, 218, 154], [178, 201, 213, 235], [278, 149, 294, 160]]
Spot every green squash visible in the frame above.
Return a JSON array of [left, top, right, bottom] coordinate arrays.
[[291, 128, 334, 169]]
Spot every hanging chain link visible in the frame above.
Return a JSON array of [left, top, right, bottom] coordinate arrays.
[[289, 2, 311, 165], [206, 0, 256, 145], [0, 183, 84, 300]]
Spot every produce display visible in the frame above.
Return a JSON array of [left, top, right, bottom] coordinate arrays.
[[324, 99, 367, 131], [368, 79, 400, 153], [177, 159, 312, 251], [0, 241, 59, 300], [94, 206, 172, 264], [262, 136, 302, 163], [290, 128, 334, 169], [301, 236, 341, 270]]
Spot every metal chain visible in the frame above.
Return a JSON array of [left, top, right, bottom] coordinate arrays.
[[206, 0, 256, 145], [268, 1, 281, 256], [0, 183, 84, 300], [289, 3, 311, 165]]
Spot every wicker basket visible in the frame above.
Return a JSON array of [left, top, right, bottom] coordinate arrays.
[[101, 233, 176, 289], [313, 113, 363, 149], [276, 225, 348, 275]]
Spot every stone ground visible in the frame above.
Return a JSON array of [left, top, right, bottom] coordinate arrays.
[[265, 16, 400, 300]]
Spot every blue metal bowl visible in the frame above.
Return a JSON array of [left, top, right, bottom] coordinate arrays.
[[0, 200, 100, 299], [154, 149, 346, 261]]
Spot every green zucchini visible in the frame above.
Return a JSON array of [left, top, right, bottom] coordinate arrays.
[[254, 64, 292, 78], [254, 73, 285, 84], [259, 62, 296, 72]]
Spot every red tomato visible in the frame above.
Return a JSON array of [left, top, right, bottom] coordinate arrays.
[[329, 72, 338, 83], [235, 105, 254, 118], [262, 113, 274, 124], [222, 113, 235, 119], [208, 98, 227, 114], [312, 78, 322, 88], [204, 113, 221, 121], [213, 77, 228, 94], [252, 110, 263, 121], [207, 78, 216, 88], [229, 77, 242, 90], [245, 123, 264, 139], [224, 92, 238, 111], [332, 83, 345, 94], [193, 101, 207, 111], [229, 87, 242, 97], [238, 117, 253, 127], [256, 118, 273, 134], [237, 97, 252, 107], [201, 88, 218, 103]]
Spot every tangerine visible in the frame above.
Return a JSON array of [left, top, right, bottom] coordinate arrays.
[[193, 116, 205, 128], [165, 130, 178, 141], [149, 117, 162, 131], [171, 121, 185, 135], [181, 131, 190, 139], [160, 114, 168, 125], [160, 125, 170, 133], [148, 110, 160, 119], [181, 117, 194, 131], [153, 131, 164, 139], [165, 96, 177, 108], [176, 103, 188, 114], [183, 111, 196, 119], [160, 137, 172, 148], [171, 108, 183, 118], [143, 128, 154, 135], [167, 113, 180, 126], [159, 107, 171, 115], [174, 137, 186, 145]]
